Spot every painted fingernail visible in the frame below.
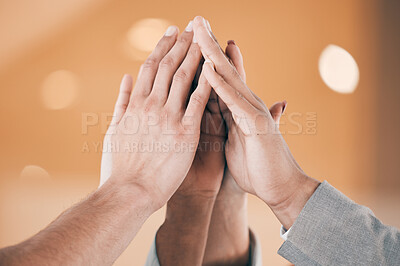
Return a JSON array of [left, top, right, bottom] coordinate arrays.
[[185, 21, 193, 32], [227, 40, 236, 46], [282, 100, 287, 113], [206, 20, 212, 32], [165, 26, 176, 36]]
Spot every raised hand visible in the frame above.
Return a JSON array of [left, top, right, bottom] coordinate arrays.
[[203, 40, 286, 266], [156, 20, 228, 265], [193, 16, 320, 229], [100, 23, 211, 213]]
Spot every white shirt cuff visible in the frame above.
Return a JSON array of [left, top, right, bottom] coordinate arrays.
[[280, 226, 292, 241], [145, 228, 262, 266]]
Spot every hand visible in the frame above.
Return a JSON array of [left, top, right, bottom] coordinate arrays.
[[203, 41, 286, 266], [193, 16, 320, 228], [156, 21, 227, 266], [171, 66, 226, 200], [219, 41, 288, 200], [100, 24, 211, 213]]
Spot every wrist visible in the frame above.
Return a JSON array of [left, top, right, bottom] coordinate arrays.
[[165, 193, 217, 223], [268, 176, 320, 229], [98, 178, 154, 219]]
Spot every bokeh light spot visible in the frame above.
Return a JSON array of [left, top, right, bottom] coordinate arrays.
[[319, 44, 359, 94], [122, 18, 172, 61], [41, 70, 80, 110], [127, 18, 171, 52], [20, 165, 51, 181]]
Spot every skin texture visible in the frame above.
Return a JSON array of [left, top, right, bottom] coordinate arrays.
[[99, 24, 214, 212], [0, 180, 151, 265], [203, 42, 287, 266], [155, 22, 226, 266], [156, 32, 287, 265], [0, 17, 321, 266], [0, 24, 212, 265], [192, 16, 320, 229]]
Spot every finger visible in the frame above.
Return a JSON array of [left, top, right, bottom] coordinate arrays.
[[219, 41, 248, 123], [207, 89, 220, 114], [269, 100, 287, 126], [192, 16, 260, 109], [149, 21, 195, 104], [225, 41, 269, 113], [166, 42, 202, 112], [132, 26, 178, 97], [111, 74, 133, 125], [202, 59, 257, 119], [184, 72, 211, 130], [225, 40, 246, 81]]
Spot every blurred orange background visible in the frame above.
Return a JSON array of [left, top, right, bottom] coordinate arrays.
[[0, 0, 399, 265]]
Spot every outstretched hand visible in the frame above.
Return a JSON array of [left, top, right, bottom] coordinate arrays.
[[193, 16, 320, 228], [100, 24, 212, 212]]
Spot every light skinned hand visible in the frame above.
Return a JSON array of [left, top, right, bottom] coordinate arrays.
[[100, 24, 212, 212], [193, 16, 320, 228], [221, 40, 287, 198], [203, 40, 287, 266]]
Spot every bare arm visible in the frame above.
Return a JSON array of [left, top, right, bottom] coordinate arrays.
[[0, 181, 151, 266], [1, 22, 212, 266], [156, 194, 217, 266], [203, 174, 249, 266]]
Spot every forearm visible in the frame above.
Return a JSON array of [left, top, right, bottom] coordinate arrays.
[[0, 180, 151, 266], [156, 194, 216, 266], [203, 191, 249, 266]]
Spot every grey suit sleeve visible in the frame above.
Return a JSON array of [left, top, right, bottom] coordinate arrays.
[[278, 181, 400, 265]]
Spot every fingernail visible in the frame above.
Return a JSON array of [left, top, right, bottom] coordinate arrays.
[[185, 21, 193, 32], [202, 17, 212, 37], [206, 20, 212, 32], [165, 26, 176, 36], [282, 100, 287, 113], [227, 40, 236, 46]]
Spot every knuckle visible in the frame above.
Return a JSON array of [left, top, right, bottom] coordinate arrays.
[[199, 77, 208, 85], [229, 67, 240, 79], [173, 69, 189, 83], [160, 56, 175, 69], [119, 102, 129, 111], [143, 57, 158, 70], [190, 93, 204, 107], [178, 35, 191, 46], [143, 96, 159, 112], [235, 90, 245, 100], [204, 41, 218, 58], [188, 46, 200, 58]]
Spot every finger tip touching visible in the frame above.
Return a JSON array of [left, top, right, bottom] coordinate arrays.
[[193, 16, 205, 26]]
